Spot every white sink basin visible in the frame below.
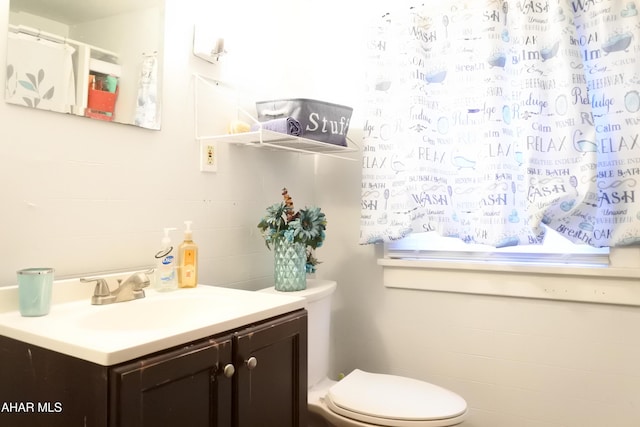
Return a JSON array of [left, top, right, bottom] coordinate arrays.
[[0, 274, 305, 366], [79, 291, 240, 331]]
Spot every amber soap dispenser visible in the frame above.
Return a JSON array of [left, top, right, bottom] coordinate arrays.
[[178, 220, 198, 288]]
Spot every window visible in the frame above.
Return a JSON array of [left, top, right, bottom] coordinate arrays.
[[380, 228, 640, 306], [386, 226, 610, 267]]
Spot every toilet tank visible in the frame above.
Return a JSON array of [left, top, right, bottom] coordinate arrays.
[[259, 279, 337, 388]]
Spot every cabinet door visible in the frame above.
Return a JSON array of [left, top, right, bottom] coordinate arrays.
[[110, 335, 233, 427], [234, 310, 308, 427], [0, 335, 109, 427]]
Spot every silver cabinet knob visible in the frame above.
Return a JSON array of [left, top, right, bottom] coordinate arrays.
[[246, 356, 258, 370], [223, 363, 235, 378]]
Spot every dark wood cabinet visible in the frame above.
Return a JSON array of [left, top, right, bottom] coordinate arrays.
[[0, 309, 307, 427], [110, 335, 234, 427], [0, 336, 109, 427], [235, 310, 307, 427]]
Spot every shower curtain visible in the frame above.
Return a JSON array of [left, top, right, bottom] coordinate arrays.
[[360, 0, 640, 248], [5, 32, 76, 113]]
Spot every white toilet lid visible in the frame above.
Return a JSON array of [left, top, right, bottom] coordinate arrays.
[[325, 369, 467, 427]]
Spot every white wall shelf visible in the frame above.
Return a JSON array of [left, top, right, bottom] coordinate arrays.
[[194, 74, 359, 161], [200, 130, 359, 156]]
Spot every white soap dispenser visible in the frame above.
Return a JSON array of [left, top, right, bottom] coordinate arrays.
[[155, 227, 177, 291]]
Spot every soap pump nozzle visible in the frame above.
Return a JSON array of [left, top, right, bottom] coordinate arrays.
[[183, 221, 193, 241], [155, 227, 177, 261], [161, 227, 177, 248]]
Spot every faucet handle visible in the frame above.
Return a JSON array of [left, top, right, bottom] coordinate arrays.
[[120, 271, 152, 291], [80, 277, 110, 296], [134, 272, 152, 290]]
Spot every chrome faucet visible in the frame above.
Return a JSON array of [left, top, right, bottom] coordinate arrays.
[[81, 271, 152, 305]]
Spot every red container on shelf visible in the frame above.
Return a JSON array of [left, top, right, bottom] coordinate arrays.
[[88, 89, 117, 112], [86, 88, 118, 121]]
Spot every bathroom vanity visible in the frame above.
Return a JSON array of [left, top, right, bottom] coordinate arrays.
[[0, 275, 308, 427]]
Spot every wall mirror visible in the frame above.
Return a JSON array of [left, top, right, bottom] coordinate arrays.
[[6, 0, 164, 130]]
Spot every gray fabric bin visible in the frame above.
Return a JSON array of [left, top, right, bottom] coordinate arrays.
[[255, 98, 353, 146]]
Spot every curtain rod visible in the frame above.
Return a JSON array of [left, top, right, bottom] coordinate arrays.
[[8, 24, 70, 45], [8, 24, 120, 60]]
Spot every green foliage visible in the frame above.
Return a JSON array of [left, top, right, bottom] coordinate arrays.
[[257, 188, 327, 271]]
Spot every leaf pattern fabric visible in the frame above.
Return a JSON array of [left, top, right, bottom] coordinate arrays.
[[5, 32, 75, 114]]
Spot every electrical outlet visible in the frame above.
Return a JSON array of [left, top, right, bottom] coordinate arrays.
[[200, 141, 217, 173]]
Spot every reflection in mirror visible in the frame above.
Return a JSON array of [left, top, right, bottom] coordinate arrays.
[[6, 0, 164, 130]]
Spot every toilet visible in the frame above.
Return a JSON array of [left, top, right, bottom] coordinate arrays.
[[260, 280, 468, 427]]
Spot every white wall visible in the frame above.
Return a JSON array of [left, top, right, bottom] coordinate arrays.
[[0, 0, 329, 288], [2, 1, 639, 426]]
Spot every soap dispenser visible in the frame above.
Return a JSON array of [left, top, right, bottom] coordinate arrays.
[[178, 221, 198, 288], [155, 227, 177, 291]]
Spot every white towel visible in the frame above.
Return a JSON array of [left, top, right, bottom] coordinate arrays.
[[250, 117, 303, 136], [5, 32, 76, 114]]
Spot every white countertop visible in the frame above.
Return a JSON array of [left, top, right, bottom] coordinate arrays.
[[0, 274, 305, 366]]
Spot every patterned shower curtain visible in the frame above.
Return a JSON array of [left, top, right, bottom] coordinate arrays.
[[360, 0, 640, 247]]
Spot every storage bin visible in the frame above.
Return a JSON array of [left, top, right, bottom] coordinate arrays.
[[86, 88, 117, 121], [255, 98, 353, 146], [88, 89, 117, 113]]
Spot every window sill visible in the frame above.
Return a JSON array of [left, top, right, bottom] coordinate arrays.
[[379, 257, 640, 306]]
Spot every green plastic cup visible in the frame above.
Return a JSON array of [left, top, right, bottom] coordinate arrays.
[[17, 268, 54, 317]]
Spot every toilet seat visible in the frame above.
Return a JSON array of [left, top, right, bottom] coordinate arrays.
[[324, 370, 467, 427]]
